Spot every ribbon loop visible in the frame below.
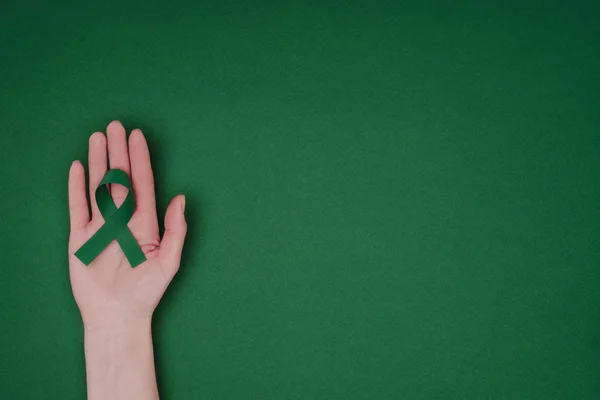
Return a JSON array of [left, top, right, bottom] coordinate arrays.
[[74, 169, 146, 267]]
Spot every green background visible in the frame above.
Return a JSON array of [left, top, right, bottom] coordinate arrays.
[[1, 1, 599, 398]]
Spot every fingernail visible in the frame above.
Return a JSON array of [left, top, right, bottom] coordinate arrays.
[[90, 132, 105, 143], [181, 195, 186, 213]]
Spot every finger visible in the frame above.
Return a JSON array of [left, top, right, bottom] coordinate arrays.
[[159, 195, 187, 277], [68, 160, 90, 230], [106, 120, 131, 207], [88, 132, 107, 220], [129, 129, 159, 240]]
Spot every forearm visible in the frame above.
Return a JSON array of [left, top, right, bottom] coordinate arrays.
[[84, 318, 159, 400]]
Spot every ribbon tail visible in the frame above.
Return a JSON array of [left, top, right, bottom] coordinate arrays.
[[116, 229, 147, 268], [74, 222, 119, 265]]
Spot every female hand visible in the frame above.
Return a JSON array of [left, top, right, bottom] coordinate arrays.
[[67, 120, 187, 400], [68, 120, 187, 329]]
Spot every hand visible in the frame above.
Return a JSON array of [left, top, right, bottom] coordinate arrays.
[[67, 120, 187, 331]]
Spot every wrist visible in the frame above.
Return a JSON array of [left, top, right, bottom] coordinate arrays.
[[84, 315, 157, 400], [83, 311, 152, 334], [84, 316, 153, 364]]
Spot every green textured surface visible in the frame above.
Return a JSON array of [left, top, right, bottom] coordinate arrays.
[[1, 1, 599, 398]]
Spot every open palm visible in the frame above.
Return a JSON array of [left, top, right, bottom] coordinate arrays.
[[67, 121, 187, 330]]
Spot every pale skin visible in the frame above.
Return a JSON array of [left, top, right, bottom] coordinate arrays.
[[68, 120, 187, 400]]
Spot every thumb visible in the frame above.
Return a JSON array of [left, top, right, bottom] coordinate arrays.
[[159, 194, 187, 275]]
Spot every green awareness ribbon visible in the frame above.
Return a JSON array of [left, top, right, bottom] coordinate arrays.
[[74, 169, 146, 268]]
